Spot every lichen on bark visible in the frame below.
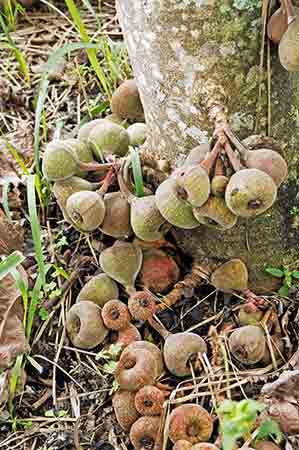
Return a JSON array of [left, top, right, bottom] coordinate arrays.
[[117, 0, 299, 292]]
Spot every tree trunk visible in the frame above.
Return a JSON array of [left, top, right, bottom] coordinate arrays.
[[116, 0, 299, 293]]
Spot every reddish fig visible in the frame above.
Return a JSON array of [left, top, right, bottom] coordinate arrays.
[[139, 249, 180, 293]]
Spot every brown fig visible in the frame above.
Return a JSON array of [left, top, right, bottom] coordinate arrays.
[[163, 332, 207, 377], [66, 301, 108, 349], [173, 441, 193, 450], [100, 192, 132, 238], [128, 123, 147, 146], [66, 190, 106, 232], [211, 175, 229, 197], [78, 119, 105, 144], [193, 196, 237, 230], [243, 149, 288, 187], [228, 325, 266, 365], [211, 259, 248, 292], [225, 169, 277, 218], [111, 79, 144, 121], [88, 120, 130, 159], [131, 195, 167, 242], [155, 177, 199, 229], [116, 323, 142, 348], [77, 273, 119, 307], [168, 404, 213, 444], [279, 16, 299, 72], [101, 300, 131, 330], [99, 240, 143, 294], [122, 340, 164, 374], [254, 441, 281, 450], [139, 249, 180, 293], [174, 165, 211, 208], [128, 291, 157, 321], [183, 144, 210, 167], [135, 385, 165, 416], [112, 390, 140, 431], [267, 7, 288, 44], [130, 416, 160, 450]]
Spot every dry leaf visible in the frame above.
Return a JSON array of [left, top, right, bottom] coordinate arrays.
[[0, 210, 24, 256], [0, 267, 28, 369]]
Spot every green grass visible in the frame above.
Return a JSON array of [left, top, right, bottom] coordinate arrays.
[[0, 251, 25, 280]]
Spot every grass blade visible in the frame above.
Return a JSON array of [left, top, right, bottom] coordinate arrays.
[[11, 268, 28, 328], [0, 251, 25, 281], [130, 146, 145, 197]]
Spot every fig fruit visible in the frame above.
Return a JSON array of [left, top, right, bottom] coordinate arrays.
[[101, 300, 131, 330], [127, 123, 147, 146], [173, 441, 193, 450], [225, 169, 277, 218], [88, 120, 130, 159], [193, 196, 237, 230], [228, 325, 266, 365], [211, 175, 229, 197], [116, 323, 142, 348], [77, 273, 119, 307], [183, 144, 210, 167], [174, 165, 211, 208], [244, 149, 288, 187], [112, 390, 140, 431], [163, 332, 207, 377], [267, 7, 288, 44], [155, 177, 199, 229], [65, 190, 105, 232], [130, 416, 160, 450], [131, 195, 166, 242], [279, 17, 299, 72], [192, 445, 219, 450], [128, 291, 157, 321], [168, 404, 213, 444], [211, 259, 248, 292], [99, 241, 143, 294], [100, 192, 132, 238], [66, 301, 108, 349], [255, 441, 281, 450], [139, 249, 180, 293], [135, 385, 165, 416], [78, 119, 105, 144], [238, 305, 263, 326], [111, 79, 144, 121], [105, 113, 127, 127]]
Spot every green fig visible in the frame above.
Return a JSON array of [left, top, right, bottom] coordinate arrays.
[[100, 192, 132, 238], [88, 120, 130, 159], [183, 144, 210, 167], [105, 113, 127, 127], [210, 259, 248, 292], [211, 175, 229, 197], [279, 17, 299, 72], [225, 169, 277, 218], [193, 196, 237, 230], [130, 195, 166, 242], [174, 165, 211, 208], [77, 273, 119, 307], [66, 190, 106, 232], [155, 177, 199, 229], [127, 123, 147, 146], [99, 240, 143, 294], [111, 79, 144, 121], [78, 119, 105, 144]]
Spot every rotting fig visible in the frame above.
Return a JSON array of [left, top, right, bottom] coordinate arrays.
[[174, 165, 211, 208], [99, 240, 143, 294], [100, 192, 132, 238], [65, 190, 106, 232], [116, 323, 142, 348], [77, 273, 119, 307], [139, 249, 180, 293], [101, 300, 131, 330], [155, 177, 199, 229], [163, 332, 207, 377], [228, 325, 266, 366], [88, 120, 130, 159], [173, 441, 193, 450], [127, 122, 147, 146], [130, 416, 160, 450], [225, 169, 277, 218], [254, 440, 281, 450], [112, 390, 140, 431], [135, 385, 165, 416], [66, 301, 108, 349], [193, 196, 237, 230], [168, 404, 213, 444], [128, 291, 157, 321], [111, 79, 144, 121], [211, 259, 248, 292]]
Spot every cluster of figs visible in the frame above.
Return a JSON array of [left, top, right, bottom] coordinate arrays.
[[268, 0, 299, 72]]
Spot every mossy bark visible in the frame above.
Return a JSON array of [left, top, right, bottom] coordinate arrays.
[[116, 0, 299, 292]]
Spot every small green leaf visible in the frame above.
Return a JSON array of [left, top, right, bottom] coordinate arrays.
[[39, 307, 49, 321], [103, 360, 118, 374], [291, 270, 299, 280], [256, 419, 282, 443], [265, 267, 284, 278], [278, 284, 289, 297]]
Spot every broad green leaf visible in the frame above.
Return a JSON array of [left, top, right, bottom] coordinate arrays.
[[265, 267, 284, 278], [291, 270, 299, 279], [256, 418, 282, 443], [278, 284, 289, 297]]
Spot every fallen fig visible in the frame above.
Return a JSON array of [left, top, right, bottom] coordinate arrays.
[[155, 177, 199, 229], [66, 301, 108, 349], [238, 305, 264, 326], [225, 169, 277, 218], [101, 300, 131, 330], [193, 196, 237, 230], [88, 120, 130, 159], [279, 13, 299, 72], [127, 122, 147, 146], [116, 323, 142, 348], [168, 404, 213, 444], [130, 195, 167, 242], [139, 249, 180, 293], [163, 332, 207, 377], [128, 341, 164, 374], [105, 113, 127, 127], [100, 192, 132, 238], [130, 416, 160, 450], [192, 445, 219, 450], [128, 291, 157, 321], [267, 7, 288, 44], [99, 240, 143, 294], [211, 259, 248, 292], [112, 390, 140, 431], [228, 325, 266, 365], [78, 119, 105, 144], [111, 79, 144, 121], [183, 144, 210, 167], [77, 273, 119, 307], [135, 385, 165, 416], [174, 165, 211, 208], [241, 149, 288, 187], [65, 190, 106, 232], [173, 441, 193, 450]]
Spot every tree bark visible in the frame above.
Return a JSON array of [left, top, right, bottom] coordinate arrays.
[[116, 0, 299, 293]]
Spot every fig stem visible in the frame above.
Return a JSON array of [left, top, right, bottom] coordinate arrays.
[[200, 138, 223, 175], [79, 161, 115, 172], [214, 155, 225, 176], [117, 168, 135, 203], [282, 0, 296, 24], [149, 316, 171, 339], [98, 167, 115, 194], [224, 141, 242, 172], [223, 126, 249, 160]]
